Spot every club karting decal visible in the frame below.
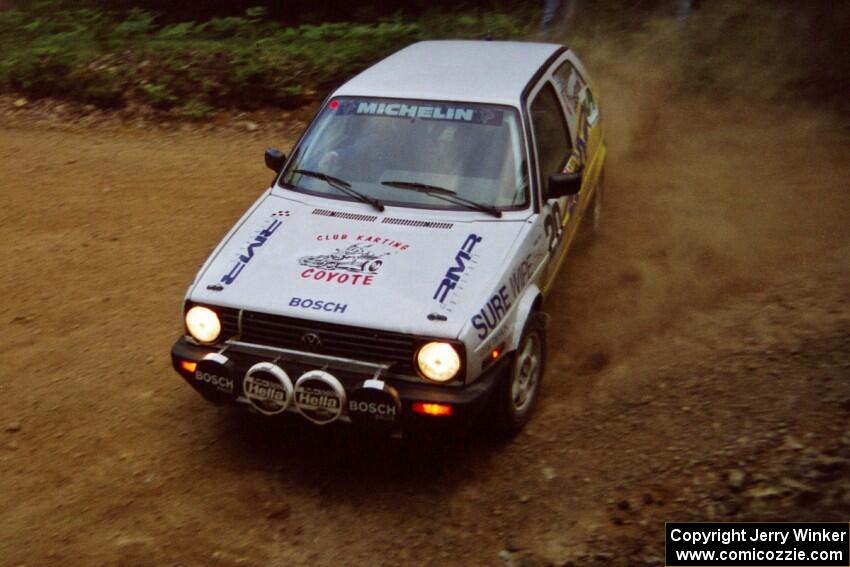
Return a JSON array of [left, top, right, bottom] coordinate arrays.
[[298, 234, 410, 286], [332, 99, 504, 126], [220, 217, 283, 285], [433, 233, 482, 311], [471, 253, 534, 340]]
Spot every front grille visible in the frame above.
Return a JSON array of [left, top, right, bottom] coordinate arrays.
[[240, 310, 419, 375], [218, 307, 240, 340]]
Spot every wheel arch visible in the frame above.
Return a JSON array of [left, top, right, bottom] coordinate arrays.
[[507, 284, 545, 351]]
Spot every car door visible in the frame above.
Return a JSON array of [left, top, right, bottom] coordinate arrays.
[[527, 80, 575, 292], [551, 56, 605, 223]]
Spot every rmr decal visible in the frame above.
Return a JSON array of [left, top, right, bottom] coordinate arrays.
[[221, 218, 283, 285], [433, 234, 483, 304]]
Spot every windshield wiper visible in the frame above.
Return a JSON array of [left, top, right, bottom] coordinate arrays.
[[381, 180, 502, 218], [294, 169, 385, 212]]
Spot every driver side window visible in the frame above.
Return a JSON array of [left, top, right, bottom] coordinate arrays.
[[530, 83, 571, 193]]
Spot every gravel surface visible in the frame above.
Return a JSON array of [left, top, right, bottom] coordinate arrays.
[[1, 44, 848, 566]]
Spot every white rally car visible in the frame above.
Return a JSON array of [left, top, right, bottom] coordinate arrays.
[[171, 40, 606, 433]]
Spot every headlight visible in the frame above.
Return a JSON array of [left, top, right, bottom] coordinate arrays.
[[416, 342, 461, 383], [185, 306, 221, 343]]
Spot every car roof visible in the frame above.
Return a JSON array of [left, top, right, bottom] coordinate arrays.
[[333, 40, 564, 107]]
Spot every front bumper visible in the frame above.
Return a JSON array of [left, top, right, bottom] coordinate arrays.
[[170, 336, 508, 431]]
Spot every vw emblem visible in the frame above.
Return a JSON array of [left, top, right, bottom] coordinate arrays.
[[301, 332, 322, 350]]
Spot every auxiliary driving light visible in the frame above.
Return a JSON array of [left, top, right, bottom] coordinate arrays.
[[416, 342, 461, 383], [185, 305, 221, 344]]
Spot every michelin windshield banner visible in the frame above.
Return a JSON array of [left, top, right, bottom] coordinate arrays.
[[333, 98, 505, 126], [666, 522, 849, 566]]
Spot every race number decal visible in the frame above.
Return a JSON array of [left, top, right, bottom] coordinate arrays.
[[544, 200, 564, 253]]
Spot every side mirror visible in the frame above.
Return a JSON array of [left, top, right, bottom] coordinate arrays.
[[547, 172, 582, 198], [265, 148, 286, 173]]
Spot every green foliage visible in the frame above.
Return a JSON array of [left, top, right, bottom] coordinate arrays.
[[0, 3, 531, 111], [111, 8, 157, 40], [178, 98, 215, 119], [141, 82, 176, 108]]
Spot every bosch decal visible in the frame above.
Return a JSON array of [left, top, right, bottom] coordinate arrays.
[[349, 400, 397, 417], [347, 380, 401, 426], [289, 297, 348, 314], [220, 218, 283, 285], [433, 234, 482, 305], [194, 370, 234, 393], [191, 354, 237, 404]]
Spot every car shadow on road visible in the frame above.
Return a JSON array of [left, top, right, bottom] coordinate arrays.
[[201, 405, 513, 497]]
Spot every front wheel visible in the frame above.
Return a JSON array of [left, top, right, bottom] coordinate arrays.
[[490, 313, 547, 433]]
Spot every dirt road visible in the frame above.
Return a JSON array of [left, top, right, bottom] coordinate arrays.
[[1, 42, 849, 566]]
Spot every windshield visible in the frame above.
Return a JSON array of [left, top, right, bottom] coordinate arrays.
[[280, 97, 528, 211]]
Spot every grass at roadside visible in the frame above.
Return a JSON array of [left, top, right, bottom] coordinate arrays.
[[0, 5, 533, 116]]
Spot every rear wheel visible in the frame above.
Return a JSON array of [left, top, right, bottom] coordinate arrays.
[[490, 313, 547, 433]]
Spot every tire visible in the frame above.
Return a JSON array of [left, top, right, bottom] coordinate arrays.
[[490, 312, 547, 433]]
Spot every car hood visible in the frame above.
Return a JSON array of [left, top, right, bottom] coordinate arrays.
[[188, 192, 528, 339]]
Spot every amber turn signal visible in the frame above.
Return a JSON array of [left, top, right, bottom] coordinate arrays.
[[412, 402, 453, 417]]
